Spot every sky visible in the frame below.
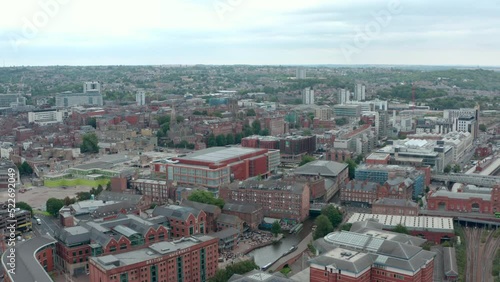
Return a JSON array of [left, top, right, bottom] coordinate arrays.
[[0, 0, 499, 66]]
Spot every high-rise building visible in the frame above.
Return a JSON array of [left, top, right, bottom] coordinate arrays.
[[354, 83, 366, 101], [443, 106, 480, 139], [338, 89, 351, 104], [28, 109, 63, 125], [302, 87, 315, 105], [0, 93, 26, 108], [296, 68, 306, 79], [136, 91, 146, 106], [56, 82, 103, 108], [83, 81, 101, 93], [315, 106, 332, 121]]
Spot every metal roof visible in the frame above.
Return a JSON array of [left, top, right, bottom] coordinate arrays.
[[179, 147, 265, 163], [294, 160, 348, 177], [113, 225, 139, 237], [443, 247, 458, 276], [348, 213, 454, 232]]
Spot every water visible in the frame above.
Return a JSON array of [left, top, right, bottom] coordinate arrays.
[[248, 217, 315, 267]]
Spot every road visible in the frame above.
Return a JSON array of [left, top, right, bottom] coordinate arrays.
[[268, 233, 313, 272], [33, 214, 60, 237]]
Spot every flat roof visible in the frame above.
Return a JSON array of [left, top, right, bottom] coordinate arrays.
[[178, 147, 265, 163], [430, 190, 491, 201], [1, 235, 56, 282], [348, 213, 454, 232]]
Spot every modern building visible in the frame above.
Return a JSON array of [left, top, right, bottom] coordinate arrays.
[[241, 135, 315, 164], [54, 214, 171, 276], [56, 82, 103, 108], [130, 179, 169, 203], [151, 147, 280, 190], [1, 235, 56, 282], [355, 164, 428, 199], [0, 93, 26, 109], [315, 106, 332, 121], [0, 161, 19, 189], [347, 213, 455, 244], [0, 207, 31, 235], [354, 83, 366, 101], [407, 131, 473, 164], [219, 179, 310, 223], [136, 91, 146, 106], [27, 109, 64, 125], [443, 106, 480, 139], [376, 139, 453, 173], [88, 235, 219, 282], [311, 221, 435, 282], [302, 87, 315, 105], [294, 160, 349, 201], [456, 116, 477, 139], [333, 104, 361, 117]]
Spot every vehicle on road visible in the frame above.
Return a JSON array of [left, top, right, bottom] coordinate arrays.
[[36, 218, 42, 225]]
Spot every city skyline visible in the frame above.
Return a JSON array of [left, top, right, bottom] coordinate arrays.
[[1, 0, 499, 66]]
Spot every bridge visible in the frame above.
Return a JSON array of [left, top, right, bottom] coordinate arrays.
[[431, 173, 500, 187]]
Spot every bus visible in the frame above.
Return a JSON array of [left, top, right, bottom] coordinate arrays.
[[495, 212, 500, 218]]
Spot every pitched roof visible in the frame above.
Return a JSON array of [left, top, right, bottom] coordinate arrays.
[[152, 205, 201, 221], [217, 214, 242, 226], [182, 199, 221, 214], [97, 191, 143, 205], [212, 227, 240, 239], [443, 247, 458, 276], [223, 202, 260, 214], [229, 270, 294, 282], [294, 160, 348, 177]]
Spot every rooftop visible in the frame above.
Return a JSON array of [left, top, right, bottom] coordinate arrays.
[[177, 146, 266, 164], [90, 235, 216, 270], [348, 213, 454, 232], [229, 270, 294, 282], [294, 160, 348, 177], [1, 235, 56, 282], [430, 189, 491, 201]]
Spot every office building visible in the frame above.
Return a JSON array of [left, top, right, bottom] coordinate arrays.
[[241, 135, 315, 164], [0, 161, 19, 189], [136, 91, 146, 106], [56, 82, 103, 107], [0, 93, 26, 109], [219, 179, 310, 223], [310, 221, 435, 282], [443, 106, 480, 139], [315, 106, 332, 121], [88, 235, 219, 282], [355, 164, 428, 199], [333, 104, 361, 117], [354, 83, 366, 101], [28, 109, 63, 125], [302, 87, 315, 105]]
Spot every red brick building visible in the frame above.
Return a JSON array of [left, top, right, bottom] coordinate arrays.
[[372, 198, 419, 216], [88, 235, 219, 282], [222, 202, 264, 230], [310, 222, 435, 282], [220, 179, 310, 223], [427, 185, 500, 214], [151, 147, 280, 189], [152, 205, 207, 238], [55, 214, 171, 276], [181, 200, 222, 233]]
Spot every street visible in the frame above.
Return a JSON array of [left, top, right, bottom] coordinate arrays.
[[33, 214, 61, 237]]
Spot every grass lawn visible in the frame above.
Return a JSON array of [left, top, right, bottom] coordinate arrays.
[[44, 178, 109, 188]]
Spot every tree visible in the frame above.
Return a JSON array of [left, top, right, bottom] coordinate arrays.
[[235, 133, 243, 144], [87, 117, 97, 128], [335, 117, 348, 126], [345, 159, 357, 179], [354, 155, 364, 165], [321, 205, 343, 229], [444, 164, 452, 174], [340, 223, 352, 231], [80, 133, 99, 154], [303, 129, 312, 136], [251, 120, 261, 135], [246, 109, 256, 116], [313, 215, 333, 240], [18, 161, 33, 176], [207, 134, 217, 147], [479, 124, 487, 132], [46, 198, 64, 217], [76, 192, 92, 201], [453, 164, 461, 173], [393, 224, 409, 234], [176, 116, 185, 123], [226, 133, 235, 145], [299, 155, 315, 166], [442, 241, 451, 247], [425, 186, 430, 193], [271, 221, 282, 237], [17, 202, 33, 216], [188, 190, 225, 209], [63, 196, 75, 206], [259, 128, 270, 136], [216, 134, 227, 146], [106, 181, 111, 191], [209, 260, 258, 282]]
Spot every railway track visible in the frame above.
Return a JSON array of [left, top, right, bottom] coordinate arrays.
[[465, 227, 500, 282]]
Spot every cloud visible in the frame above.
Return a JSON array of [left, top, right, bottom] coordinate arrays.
[[0, 0, 499, 65]]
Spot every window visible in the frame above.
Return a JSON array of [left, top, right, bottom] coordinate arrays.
[[120, 243, 127, 250], [110, 246, 117, 252]]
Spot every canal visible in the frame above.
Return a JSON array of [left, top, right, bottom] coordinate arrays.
[[248, 217, 315, 268]]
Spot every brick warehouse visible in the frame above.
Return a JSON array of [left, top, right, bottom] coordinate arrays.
[[89, 235, 218, 282], [427, 185, 500, 214], [151, 147, 280, 190]]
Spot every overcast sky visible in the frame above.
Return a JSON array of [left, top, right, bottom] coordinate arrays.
[[1, 0, 499, 66]]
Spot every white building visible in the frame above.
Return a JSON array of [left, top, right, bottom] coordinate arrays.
[[302, 87, 315, 105], [0, 93, 26, 108], [443, 106, 479, 138], [136, 91, 146, 106], [296, 68, 306, 79], [338, 89, 351, 104], [28, 109, 63, 125], [354, 83, 366, 101], [83, 81, 101, 93]]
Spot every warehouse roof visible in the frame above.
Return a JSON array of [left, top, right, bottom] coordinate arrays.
[[348, 213, 454, 233], [178, 147, 266, 163]]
